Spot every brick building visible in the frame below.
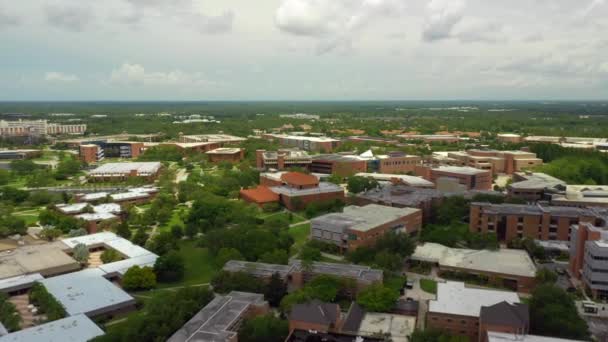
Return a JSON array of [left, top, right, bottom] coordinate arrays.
[[470, 202, 599, 242], [434, 150, 542, 175], [288, 300, 343, 333], [310, 154, 368, 176], [427, 281, 527, 342], [507, 172, 566, 202], [264, 134, 341, 152], [311, 204, 422, 252], [415, 165, 493, 191], [255, 149, 312, 170], [205, 147, 244, 163], [496, 134, 523, 144], [87, 162, 162, 182], [78, 141, 144, 163]]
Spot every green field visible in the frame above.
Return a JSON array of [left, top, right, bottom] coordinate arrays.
[[288, 222, 310, 256], [156, 240, 218, 288], [420, 279, 438, 294]]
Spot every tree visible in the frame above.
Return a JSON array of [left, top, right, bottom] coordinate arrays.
[[356, 284, 399, 312], [170, 224, 183, 239], [72, 243, 89, 265], [259, 249, 289, 265], [410, 329, 469, 342], [300, 245, 322, 262], [346, 176, 379, 194], [147, 231, 177, 255], [264, 273, 287, 307], [216, 248, 244, 268], [54, 157, 81, 180], [101, 249, 122, 264], [131, 227, 149, 246], [10, 160, 40, 175], [39, 228, 62, 241], [115, 222, 132, 239], [535, 268, 558, 284], [237, 315, 289, 342], [122, 266, 157, 291], [153, 251, 185, 283], [211, 271, 264, 294], [0, 169, 10, 186], [529, 284, 590, 340]]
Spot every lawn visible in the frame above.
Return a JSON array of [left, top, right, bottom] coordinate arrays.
[[420, 278, 438, 294], [156, 240, 218, 289], [158, 206, 188, 233], [258, 210, 307, 224], [288, 222, 310, 256]]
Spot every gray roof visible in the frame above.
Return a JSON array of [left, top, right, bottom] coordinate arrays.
[[167, 291, 266, 342], [0, 314, 104, 342], [356, 184, 445, 207], [473, 202, 596, 217], [480, 301, 529, 327], [312, 204, 419, 232], [289, 300, 340, 325], [432, 166, 489, 175], [510, 172, 565, 190], [0, 243, 80, 280], [270, 182, 344, 197]]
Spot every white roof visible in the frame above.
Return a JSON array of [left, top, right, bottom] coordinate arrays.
[[57, 203, 121, 216], [75, 212, 117, 221], [412, 243, 536, 277], [110, 191, 151, 201], [0, 314, 104, 342], [80, 192, 108, 202], [355, 173, 434, 187], [40, 268, 135, 316], [429, 281, 520, 317], [98, 253, 158, 276], [0, 273, 43, 292], [271, 134, 340, 142], [433, 165, 489, 175], [487, 332, 585, 342], [88, 162, 161, 176], [358, 313, 415, 342], [61, 232, 153, 259], [56, 203, 88, 214]]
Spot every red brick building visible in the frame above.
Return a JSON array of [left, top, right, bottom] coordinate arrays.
[[205, 148, 245, 163], [288, 300, 343, 333], [416, 165, 492, 191], [255, 149, 312, 170]]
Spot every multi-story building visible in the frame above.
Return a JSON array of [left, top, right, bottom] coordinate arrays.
[[427, 281, 528, 342], [496, 133, 523, 144], [569, 211, 608, 300], [416, 165, 493, 191], [470, 202, 601, 242], [434, 150, 542, 175], [507, 172, 566, 202], [263, 134, 341, 152], [79, 141, 144, 163], [310, 154, 368, 176], [397, 134, 460, 144], [375, 152, 422, 174], [354, 173, 435, 188], [205, 148, 244, 163], [255, 149, 312, 170], [179, 134, 245, 145], [309, 151, 421, 177], [87, 162, 162, 182], [311, 204, 422, 251], [550, 185, 608, 208], [0, 120, 86, 137]]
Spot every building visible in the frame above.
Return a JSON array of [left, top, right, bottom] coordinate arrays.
[[524, 136, 608, 150], [470, 202, 603, 242], [241, 172, 344, 210], [222, 260, 383, 293], [497, 134, 523, 144], [397, 134, 460, 143], [310, 154, 368, 176], [376, 152, 422, 174], [87, 162, 162, 181], [416, 165, 493, 191], [0, 149, 41, 160], [413, 243, 537, 292], [205, 147, 245, 163], [288, 300, 343, 333], [264, 134, 341, 152], [487, 332, 586, 342], [354, 172, 434, 188], [255, 149, 312, 170], [0, 120, 86, 137], [0, 314, 104, 342], [427, 281, 527, 341], [508, 172, 566, 202], [285, 330, 384, 342], [179, 134, 246, 145], [550, 185, 608, 208], [311, 204, 422, 251], [56, 202, 122, 232], [77, 187, 158, 205], [569, 215, 608, 300], [78, 141, 144, 163], [280, 113, 320, 120], [309, 151, 421, 176], [167, 291, 269, 342], [433, 150, 542, 175], [0, 244, 80, 281]]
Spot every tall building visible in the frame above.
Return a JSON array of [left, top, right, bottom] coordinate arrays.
[[255, 149, 312, 170], [0, 120, 86, 137], [79, 141, 144, 163], [507, 172, 566, 202], [263, 134, 341, 152], [433, 150, 542, 175], [416, 165, 493, 191]]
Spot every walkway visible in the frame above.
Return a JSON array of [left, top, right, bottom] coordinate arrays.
[[9, 294, 46, 328]]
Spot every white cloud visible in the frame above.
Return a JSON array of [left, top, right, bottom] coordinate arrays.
[[109, 63, 215, 87], [422, 0, 466, 41], [45, 5, 94, 32], [0, 7, 20, 28], [44, 72, 80, 82]]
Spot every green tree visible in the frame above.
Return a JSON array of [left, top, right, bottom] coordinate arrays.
[[237, 315, 289, 342], [115, 222, 132, 239], [216, 247, 245, 268], [259, 250, 289, 265], [101, 249, 122, 263], [410, 329, 469, 342], [264, 273, 287, 307], [535, 268, 558, 284], [122, 266, 157, 291], [72, 243, 89, 265], [356, 284, 399, 312], [153, 251, 185, 283], [211, 271, 264, 294], [346, 176, 379, 194]]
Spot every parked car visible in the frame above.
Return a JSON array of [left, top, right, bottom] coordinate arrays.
[[405, 280, 414, 289]]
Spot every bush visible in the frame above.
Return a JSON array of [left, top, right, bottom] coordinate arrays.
[[101, 249, 122, 264], [0, 293, 21, 331], [29, 283, 66, 321], [153, 251, 185, 283], [356, 284, 399, 312], [122, 266, 157, 291]]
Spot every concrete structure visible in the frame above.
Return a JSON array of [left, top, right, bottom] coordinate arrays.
[[524, 136, 608, 150], [309, 151, 421, 176], [0, 314, 104, 342], [354, 172, 434, 188], [77, 187, 158, 205], [0, 149, 41, 160], [0, 120, 86, 137], [0, 244, 80, 281], [497, 134, 523, 144], [288, 300, 342, 333], [508, 172, 566, 202], [550, 185, 608, 208], [255, 149, 312, 170], [205, 148, 245, 163], [375, 152, 422, 174], [167, 291, 269, 342], [264, 134, 341, 152], [78, 141, 144, 163], [56, 202, 121, 233], [487, 332, 586, 342], [286, 330, 383, 342], [311, 204, 422, 251], [179, 134, 245, 144], [416, 165, 493, 191], [40, 268, 136, 318], [223, 260, 382, 293], [470, 202, 602, 242], [310, 154, 368, 176], [433, 150, 542, 175], [88, 162, 162, 181], [280, 113, 320, 120], [569, 216, 608, 300], [397, 134, 460, 143], [413, 243, 537, 292], [427, 281, 526, 341]]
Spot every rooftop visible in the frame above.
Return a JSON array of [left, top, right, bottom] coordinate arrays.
[[270, 134, 340, 143], [180, 134, 245, 143], [0, 243, 79, 280], [312, 204, 420, 232], [355, 173, 434, 187], [510, 172, 565, 190], [239, 186, 280, 203], [487, 332, 586, 342], [261, 150, 311, 160], [270, 182, 343, 197], [429, 281, 520, 317], [40, 268, 135, 316], [358, 312, 415, 342], [286, 330, 384, 342], [167, 291, 266, 342], [61, 231, 154, 259], [289, 300, 340, 326], [88, 162, 162, 176], [280, 172, 319, 186], [432, 165, 490, 175], [412, 243, 536, 277], [356, 184, 445, 207], [0, 314, 104, 342], [205, 148, 242, 155], [473, 202, 595, 218]]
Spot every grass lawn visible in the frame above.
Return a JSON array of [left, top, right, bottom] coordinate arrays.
[[258, 210, 307, 224], [156, 240, 218, 289], [19, 215, 39, 226], [420, 278, 438, 294], [288, 222, 310, 256], [158, 206, 188, 233]]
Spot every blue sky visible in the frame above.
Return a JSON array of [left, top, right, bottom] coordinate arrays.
[[1, 0, 607, 101]]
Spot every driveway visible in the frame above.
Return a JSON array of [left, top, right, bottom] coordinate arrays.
[[402, 274, 437, 330]]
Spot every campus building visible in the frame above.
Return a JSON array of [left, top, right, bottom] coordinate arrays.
[[79, 141, 144, 163], [415, 165, 493, 191], [569, 213, 608, 300], [432, 150, 542, 175], [413, 243, 537, 292], [255, 149, 312, 170], [309, 154, 368, 176], [179, 134, 246, 145], [223, 260, 383, 294], [263, 134, 341, 152], [397, 134, 461, 143], [496, 133, 523, 143], [354, 173, 435, 188], [470, 202, 603, 242], [0, 314, 104, 342], [87, 162, 162, 181], [167, 291, 269, 342], [309, 151, 421, 177], [0, 149, 41, 160], [56, 202, 122, 233], [311, 204, 422, 251], [427, 281, 528, 341], [0, 120, 86, 137], [550, 185, 608, 208], [205, 147, 244, 163], [507, 172, 566, 202]]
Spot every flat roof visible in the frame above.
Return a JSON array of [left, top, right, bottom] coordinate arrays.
[[0, 273, 43, 293], [88, 162, 161, 176], [313, 204, 420, 232], [355, 173, 434, 187], [473, 202, 594, 217], [412, 243, 536, 277], [62, 232, 154, 259], [487, 332, 586, 342], [206, 147, 242, 154], [75, 212, 117, 221], [0, 314, 104, 342], [357, 184, 445, 207], [270, 182, 343, 197], [40, 268, 135, 316], [180, 134, 245, 143], [358, 313, 415, 342], [510, 172, 565, 190], [167, 291, 266, 342], [429, 281, 520, 317], [270, 134, 340, 142], [0, 243, 79, 280], [432, 166, 490, 175]]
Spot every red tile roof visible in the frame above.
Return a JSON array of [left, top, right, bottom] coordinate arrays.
[[280, 172, 319, 187], [240, 186, 279, 204]]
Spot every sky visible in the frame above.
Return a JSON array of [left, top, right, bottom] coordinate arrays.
[[0, 0, 607, 101]]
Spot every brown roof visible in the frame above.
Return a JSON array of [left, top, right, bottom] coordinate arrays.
[[480, 302, 529, 328], [239, 186, 279, 204], [281, 172, 319, 187]]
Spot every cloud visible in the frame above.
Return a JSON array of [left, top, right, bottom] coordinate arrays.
[[45, 5, 94, 32], [44, 72, 80, 82], [109, 63, 215, 87], [422, 0, 466, 41], [578, 0, 606, 17], [0, 7, 20, 28], [194, 11, 235, 34]]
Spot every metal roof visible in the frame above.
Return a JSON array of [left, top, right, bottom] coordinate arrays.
[[429, 281, 520, 317], [0, 314, 104, 342]]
